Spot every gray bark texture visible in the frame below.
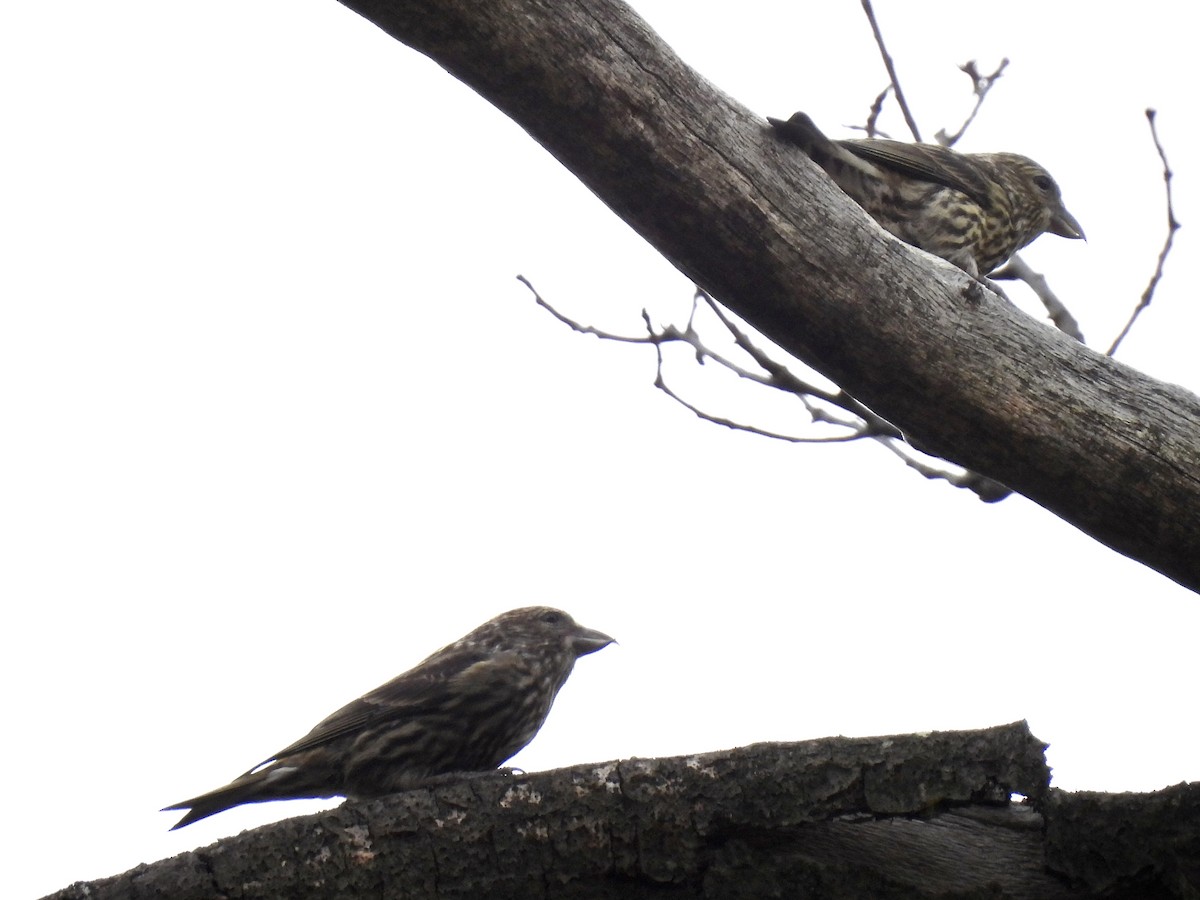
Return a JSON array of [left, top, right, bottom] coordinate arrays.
[[46, 723, 1200, 898], [327, 0, 1200, 592]]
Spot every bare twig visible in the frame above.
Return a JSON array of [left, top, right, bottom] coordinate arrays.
[[860, 0, 921, 141], [519, 276, 1009, 499], [518, 274, 655, 345], [936, 59, 1009, 148], [878, 439, 1011, 502], [1108, 109, 1180, 356], [695, 292, 901, 438], [649, 326, 864, 445], [864, 85, 891, 138]]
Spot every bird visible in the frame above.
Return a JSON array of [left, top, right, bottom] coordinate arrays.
[[767, 111, 1084, 278], [163, 606, 614, 829]]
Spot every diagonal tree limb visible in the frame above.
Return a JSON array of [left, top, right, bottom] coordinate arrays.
[[337, 0, 1200, 592]]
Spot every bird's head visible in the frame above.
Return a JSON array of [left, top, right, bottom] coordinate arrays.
[[462, 607, 615, 661], [991, 153, 1085, 243]]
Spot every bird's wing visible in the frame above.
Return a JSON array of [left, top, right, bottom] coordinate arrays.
[[840, 140, 995, 210], [245, 648, 521, 772]]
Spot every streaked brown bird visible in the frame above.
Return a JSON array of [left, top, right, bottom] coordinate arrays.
[[164, 606, 614, 829], [768, 111, 1084, 278]]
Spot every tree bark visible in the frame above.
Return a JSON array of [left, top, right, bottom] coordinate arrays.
[[327, 0, 1200, 592], [45, 722, 1200, 898]]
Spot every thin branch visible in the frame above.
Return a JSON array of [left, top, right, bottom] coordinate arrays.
[[520, 276, 1008, 499], [648, 321, 866, 445], [696, 292, 901, 438], [879, 439, 1012, 501], [1107, 109, 1180, 356], [517, 274, 655, 344], [521, 276, 868, 440], [860, 0, 921, 141], [864, 85, 890, 138], [936, 59, 1009, 148], [521, 275, 783, 390]]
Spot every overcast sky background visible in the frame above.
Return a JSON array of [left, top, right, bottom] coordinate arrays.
[[4, 2, 1198, 897]]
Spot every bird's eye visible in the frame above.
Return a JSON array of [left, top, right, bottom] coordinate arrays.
[[540, 610, 564, 625], [1032, 174, 1054, 193]]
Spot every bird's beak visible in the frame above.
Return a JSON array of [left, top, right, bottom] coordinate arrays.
[[1049, 204, 1085, 241], [572, 626, 615, 656]]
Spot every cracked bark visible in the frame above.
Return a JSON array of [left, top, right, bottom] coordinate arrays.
[[44, 722, 1200, 898]]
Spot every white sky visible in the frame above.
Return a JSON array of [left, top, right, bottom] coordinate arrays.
[[4, 2, 1198, 897]]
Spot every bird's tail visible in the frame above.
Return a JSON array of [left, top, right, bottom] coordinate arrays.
[[766, 112, 840, 164], [163, 762, 335, 830]]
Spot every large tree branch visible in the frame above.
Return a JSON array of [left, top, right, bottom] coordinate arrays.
[[337, 0, 1200, 591], [46, 723, 1200, 898]]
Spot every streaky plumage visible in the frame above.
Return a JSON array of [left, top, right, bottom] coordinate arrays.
[[164, 606, 614, 829], [768, 111, 1084, 277]]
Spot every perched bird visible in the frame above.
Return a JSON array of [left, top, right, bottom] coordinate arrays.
[[164, 606, 614, 829], [767, 111, 1084, 278]]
